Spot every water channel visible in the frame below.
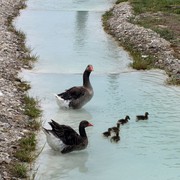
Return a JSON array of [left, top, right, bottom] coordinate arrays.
[[15, 0, 180, 179]]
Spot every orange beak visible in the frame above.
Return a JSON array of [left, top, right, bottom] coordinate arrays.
[[89, 65, 94, 71], [88, 123, 93, 126]]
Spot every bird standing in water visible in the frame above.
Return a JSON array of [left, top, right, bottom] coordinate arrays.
[[55, 64, 94, 109]]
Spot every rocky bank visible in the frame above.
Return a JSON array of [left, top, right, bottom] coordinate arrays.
[[0, 0, 34, 179], [105, 2, 180, 84]]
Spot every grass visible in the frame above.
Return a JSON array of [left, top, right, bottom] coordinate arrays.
[[27, 119, 42, 131], [11, 163, 27, 178], [6, 4, 38, 68], [3, 0, 42, 179], [23, 95, 41, 119], [121, 39, 155, 70], [116, 0, 128, 4], [15, 133, 36, 163], [102, 10, 113, 31], [167, 75, 180, 86], [130, 53, 154, 70], [16, 80, 31, 91], [105, 0, 180, 85], [128, 0, 180, 14]]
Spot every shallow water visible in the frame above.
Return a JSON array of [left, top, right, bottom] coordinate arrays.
[[15, 0, 180, 180]]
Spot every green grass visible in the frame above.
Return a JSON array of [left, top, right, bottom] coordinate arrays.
[[17, 81, 31, 91], [153, 28, 175, 41], [7, 8, 38, 68], [19, 133, 36, 151], [27, 119, 42, 131], [24, 95, 41, 119], [167, 75, 180, 85], [11, 163, 27, 178], [5, 0, 42, 178], [116, 0, 128, 4], [129, 0, 180, 14], [130, 54, 154, 70], [102, 10, 113, 30], [15, 133, 36, 162], [115, 0, 180, 14]]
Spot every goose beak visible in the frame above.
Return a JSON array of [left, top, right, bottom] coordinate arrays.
[[88, 123, 93, 126], [89, 65, 94, 71]]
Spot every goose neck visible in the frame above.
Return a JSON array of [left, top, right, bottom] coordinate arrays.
[[79, 126, 87, 138], [83, 70, 91, 88]]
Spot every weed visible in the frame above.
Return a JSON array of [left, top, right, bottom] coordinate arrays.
[[116, 0, 128, 4], [19, 133, 36, 151], [153, 28, 174, 41], [11, 163, 27, 178], [15, 133, 36, 163], [167, 75, 180, 85], [24, 95, 41, 119], [28, 119, 42, 131], [102, 10, 113, 30], [129, 0, 180, 14]]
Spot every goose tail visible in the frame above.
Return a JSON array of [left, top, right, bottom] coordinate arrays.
[[54, 94, 70, 109]]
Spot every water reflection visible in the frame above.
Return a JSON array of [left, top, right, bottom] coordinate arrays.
[[36, 150, 89, 179], [106, 74, 121, 115], [53, 108, 93, 125], [74, 11, 88, 49]]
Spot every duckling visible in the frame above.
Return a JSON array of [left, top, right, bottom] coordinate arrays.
[[102, 128, 112, 137], [111, 123, 120, 133], [136, 112, 149, 121], [110, 131, 120, 143], [118, 115, 130, 125]]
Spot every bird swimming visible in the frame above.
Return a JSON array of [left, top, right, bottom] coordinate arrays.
[[43, 120, 93, 154]]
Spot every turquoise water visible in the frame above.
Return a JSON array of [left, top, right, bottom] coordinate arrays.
[[15, 0, 180, 180]]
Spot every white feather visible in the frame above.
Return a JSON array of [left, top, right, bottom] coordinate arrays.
[[54, 94, 70, 109], [43, 129, 66, 152]]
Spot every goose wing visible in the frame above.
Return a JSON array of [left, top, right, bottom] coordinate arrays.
[[49, 120, 82, 145], [58, 86, 87, 100]]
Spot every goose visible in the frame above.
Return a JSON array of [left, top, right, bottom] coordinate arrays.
[[102, 128, 112, 137], [136, 112, 149, 121], [118, 115, 130, 125], [43, 120, 93, 154], [110, 131, 120, 143], [55, 65, 94, 109], [111, 123, 120, 133]]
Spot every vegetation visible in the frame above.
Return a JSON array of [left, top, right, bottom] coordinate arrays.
[[15, 133, 36, 162], [116, 0, 128, 4], [103, 0, 180, 85], [4, 1, 42, 179], [115, 0, 180, 54], [115, 0, 180, 14], [102, 10, 113, 31], [167, 75, 180, 86], [24, 95, 41, 119], [6, 3, 38, 67], [11, 163, 27, 178]]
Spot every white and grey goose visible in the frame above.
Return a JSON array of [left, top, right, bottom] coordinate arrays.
[[43, 120, 93, 154], [55, 65, 94, 109]]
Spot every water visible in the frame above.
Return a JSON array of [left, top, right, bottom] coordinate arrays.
[[15, 0, 180, 179]]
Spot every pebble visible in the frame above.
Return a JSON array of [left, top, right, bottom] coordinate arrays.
[[0, 0, 31, 179], [107, 2, 180, 83]]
